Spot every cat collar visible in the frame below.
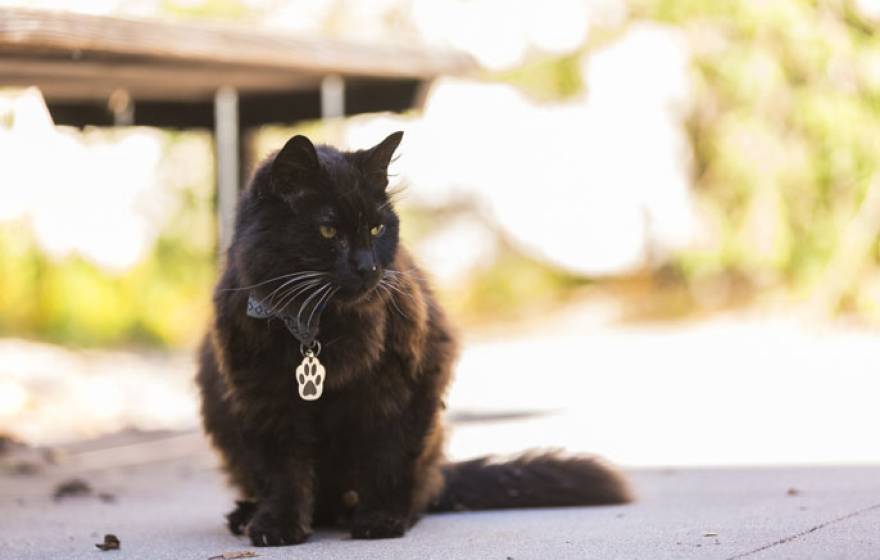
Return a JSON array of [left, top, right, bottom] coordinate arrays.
[[246, 293, 326, 401]]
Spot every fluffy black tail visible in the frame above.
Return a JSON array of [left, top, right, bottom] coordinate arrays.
[[428, 451, 632, 512]]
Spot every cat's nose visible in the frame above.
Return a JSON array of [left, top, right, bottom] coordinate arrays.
[[351, 250, 380, 284]]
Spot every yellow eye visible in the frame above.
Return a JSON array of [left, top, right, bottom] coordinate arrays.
[[370, 224, 386, 237], [319, 225, 337, 239]]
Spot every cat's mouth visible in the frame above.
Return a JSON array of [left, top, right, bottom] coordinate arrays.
[[329, 268, 407, 307], [335, 278, 382, 303]]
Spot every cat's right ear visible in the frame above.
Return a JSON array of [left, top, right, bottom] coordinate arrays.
[[270, 135, 320, 193]]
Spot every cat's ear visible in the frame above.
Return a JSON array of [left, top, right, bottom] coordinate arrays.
[[271, 135, 320, 193], [361, 131, 403, 189]]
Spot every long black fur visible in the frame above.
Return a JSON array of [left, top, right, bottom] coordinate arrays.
[[430, 452, 632, 512], [197, 132, 631, 548]]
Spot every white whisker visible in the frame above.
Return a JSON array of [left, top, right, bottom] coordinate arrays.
[[221, 271, 313, 292], [264, 272, 327, 304], [379, 280, 409, 319], [297, 283, 332, 327], [307, 285, 337, 330], [271, 279, 325, 315]]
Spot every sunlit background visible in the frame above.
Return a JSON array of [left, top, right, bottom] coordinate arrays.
[[1, 0, 879, 468]]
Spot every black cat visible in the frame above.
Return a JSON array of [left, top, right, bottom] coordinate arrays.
[[196, 131, 631, 547]]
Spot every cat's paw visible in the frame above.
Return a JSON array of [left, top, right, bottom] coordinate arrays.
[[350, 510, 408, 540], [296, 356, 325, 400], [226, 500, 258, 536], [246, 509, 310, 547]]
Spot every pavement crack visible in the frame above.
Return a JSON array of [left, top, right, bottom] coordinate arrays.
[[725, 502, 880, 560]]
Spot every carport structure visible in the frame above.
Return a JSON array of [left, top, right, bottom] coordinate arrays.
[[0, 8, 475, 251]]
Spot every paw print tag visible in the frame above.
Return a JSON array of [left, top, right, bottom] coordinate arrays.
[[296, 348, 325, 401]]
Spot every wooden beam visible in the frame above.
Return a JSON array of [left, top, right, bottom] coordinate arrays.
[[45, 79, 421, 129], [48, 99, 216, 128], [0, 8, 476, 85], [0, 55, 318, 101]]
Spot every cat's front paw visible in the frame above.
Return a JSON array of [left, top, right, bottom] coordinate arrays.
[[226, 500, 258, 535], [246, 508, 310, 547], [351, 510, 408, 540]]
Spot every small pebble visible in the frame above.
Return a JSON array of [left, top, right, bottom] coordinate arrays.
[[53, 479, 92, 500], [95, 534, 120, 551]]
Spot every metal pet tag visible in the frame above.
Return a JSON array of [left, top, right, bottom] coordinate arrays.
[[296, 349, 325, 401]]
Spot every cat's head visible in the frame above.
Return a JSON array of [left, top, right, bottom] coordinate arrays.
[[233, 132, 404, 307]]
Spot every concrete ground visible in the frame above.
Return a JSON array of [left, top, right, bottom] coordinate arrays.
[[2, 431, 879, 560], [2, 308, 879, 558]]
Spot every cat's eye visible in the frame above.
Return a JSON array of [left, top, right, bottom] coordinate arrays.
[[319, 225, 337, 239], [370, 224, 386, 237]]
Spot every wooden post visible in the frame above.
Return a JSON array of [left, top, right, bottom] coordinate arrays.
[[214, 86, 239, 257], [321, 74, 345, 119], [108, 88, 133, 126], [320, 74, 344, 144]]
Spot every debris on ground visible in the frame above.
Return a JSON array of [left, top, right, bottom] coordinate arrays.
[[95, 534, 120, 551], [207, 552, 258, 560], [702, 531, 718, 537], [0, 435, 47, 476], [52, 478, 119, 503], [53, 478, 93, 500], [787, 487, 800, 496], [0, 434, 21, 455], [4, 461, 41, 476], [97, 492, 117, 503]]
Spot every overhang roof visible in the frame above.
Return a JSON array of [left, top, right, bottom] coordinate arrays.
[[0, 7, 475, 101], [0, 8, 477, 127]]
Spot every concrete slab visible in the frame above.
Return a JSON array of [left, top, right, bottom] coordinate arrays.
[[2, 312, 879, 558], [2, 442, 878, 560]]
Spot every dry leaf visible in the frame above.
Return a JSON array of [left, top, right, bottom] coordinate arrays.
[[95, 534, 120, 551], [207, 552, 258, 560]]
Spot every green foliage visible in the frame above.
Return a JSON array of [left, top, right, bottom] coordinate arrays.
[[0, 224, 215, 349], [464, 0, 880, 319], [638, 0, 880, 313], [437, 247, 589, 326], [0, 131, 216, 348], [494, 52, 585, 102]]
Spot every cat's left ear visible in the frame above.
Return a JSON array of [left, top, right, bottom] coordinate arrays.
[[361, 131, 403, 190], [271, 134, 320, 194]]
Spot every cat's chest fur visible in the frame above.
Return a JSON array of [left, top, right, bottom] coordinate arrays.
[[226, 284, 418, 401]]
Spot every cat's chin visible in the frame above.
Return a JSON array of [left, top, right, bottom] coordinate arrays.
[[333, 285, 382, 308]]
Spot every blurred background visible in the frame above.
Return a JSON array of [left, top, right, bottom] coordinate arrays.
[[1, 0, 879, 469]]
